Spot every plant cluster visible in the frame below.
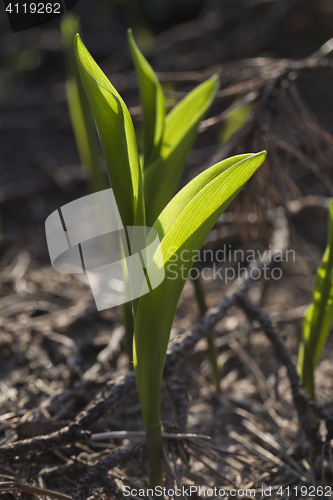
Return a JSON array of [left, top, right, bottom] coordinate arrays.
[[62, 14, 267, 486], [298, 200, 333, 400]]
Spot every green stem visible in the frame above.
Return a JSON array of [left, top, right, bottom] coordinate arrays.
[[146, 423, 163, 487], [121, 301, 134, 366], [191, 265, 220, 392], [299, 202, 333, 399]]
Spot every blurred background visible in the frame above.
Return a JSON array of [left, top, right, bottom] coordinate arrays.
[[1, 0, 333, 249], [1, 1, 333, 493]]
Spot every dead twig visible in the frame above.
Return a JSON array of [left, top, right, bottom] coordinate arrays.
[[236, 294, 333, 449], [0, 481, 72, 500], [166, 376, 189, 431], [73, 444, 144, 500], [89, 431, 211, 442]]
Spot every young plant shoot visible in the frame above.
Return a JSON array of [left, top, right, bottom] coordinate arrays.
[[128, 30, 219, 226], [74, 34, 266, 487], [298, 200, 333, 400], [128, 30, 222, 388], [61, 14, 105, 193]]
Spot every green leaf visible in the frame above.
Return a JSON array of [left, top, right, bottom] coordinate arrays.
[[74, 34, 145, 227], [61, 15, 105, 193], [298, 199, 333, 398], [219, 99, 252, 144], [127, 29, 165, 167], [144, 75, 219, 225], [133, 151, 266, 428]]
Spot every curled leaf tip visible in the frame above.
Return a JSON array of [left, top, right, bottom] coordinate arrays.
[[74, 33, 82, 52]]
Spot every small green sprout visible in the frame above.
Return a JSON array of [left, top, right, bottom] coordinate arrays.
[[133, 151, 266, 485], [298, 200, 333, 400], [74, 34, 266, 487], [61, 14, 105, 193], [128, 29, 219, 226], [128, 30, 221, 388], [127, 29, 165, 168], [220, 98, 252, 144]]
